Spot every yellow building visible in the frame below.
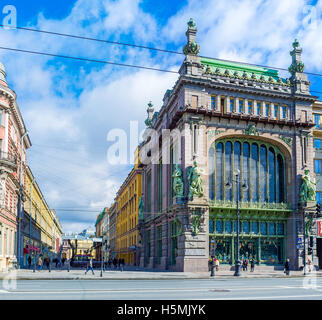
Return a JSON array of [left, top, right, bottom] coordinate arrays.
[[116, 148, 142, 265], [23, 166, 62, 265]]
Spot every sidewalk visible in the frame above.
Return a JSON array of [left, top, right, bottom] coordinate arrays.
[[1, 267, 321, 280]]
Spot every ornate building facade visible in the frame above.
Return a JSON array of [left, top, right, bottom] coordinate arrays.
[[137, 19, 319, 272], [0, 62, 31, 271]]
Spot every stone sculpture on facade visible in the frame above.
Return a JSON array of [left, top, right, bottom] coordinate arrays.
[[138, 196, 145, 221], [188, 161, 204, 199], [172, 164, 184, 198], [191, 212, 201, 236], [300, 169, 316, 203]]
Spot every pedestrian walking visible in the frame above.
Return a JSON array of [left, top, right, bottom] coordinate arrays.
[[308, 258, 313, 273], [284, 258, 290, 276], [37, 256, 43, 271], [108, 258, 112, 269], [85, 258, 95, 275], [215, 258, 220, 271], [250, 258, 255, 272], [62, 258, 66, 266], [55, 258, 58, 268], [113, 258, 117, 269], [118, 258, 121, 270], [242, 259, 248, 271], [45, 257, 50, 270], [28, 256, 32, 269]]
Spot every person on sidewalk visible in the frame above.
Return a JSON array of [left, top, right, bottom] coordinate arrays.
[[250, 258, 255, 272], [28, 256, 32, 269], [284, 258, 290, 276], [113, 258, 117, 269], [37, 256, 43, 271], [85, 258, 94, 275], [215, 258, 220, 272], [242, 259, 248, 271]]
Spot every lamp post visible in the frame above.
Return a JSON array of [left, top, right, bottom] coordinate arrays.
[[225, 169, 248, 277]]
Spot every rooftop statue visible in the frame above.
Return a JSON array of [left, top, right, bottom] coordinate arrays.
[[300, 169, 316, 203], [187, 18, 196, 29]]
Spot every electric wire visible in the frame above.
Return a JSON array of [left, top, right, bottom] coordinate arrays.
[[1, 23, 322, 78]]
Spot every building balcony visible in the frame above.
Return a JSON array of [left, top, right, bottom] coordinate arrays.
[[0, 151, 17, 173]]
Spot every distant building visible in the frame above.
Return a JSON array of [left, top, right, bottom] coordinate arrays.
[[108, 202, 117, 259], [116, 147, 142, 265]]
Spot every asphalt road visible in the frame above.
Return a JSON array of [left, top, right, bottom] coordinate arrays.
[[1, 277, 322, 300]]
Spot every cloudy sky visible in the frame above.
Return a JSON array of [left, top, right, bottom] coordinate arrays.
[[0, 0, 321, 233]]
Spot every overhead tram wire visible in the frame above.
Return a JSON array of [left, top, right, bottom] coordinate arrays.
[[1, 23, 322, 78], [0, 46, 178, 74]]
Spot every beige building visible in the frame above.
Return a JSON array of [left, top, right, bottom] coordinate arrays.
[[23, 166, 63, 266]]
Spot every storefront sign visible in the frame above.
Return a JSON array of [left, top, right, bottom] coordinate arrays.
[[297, 237, 303, 244], [317, 220, 322, 238]]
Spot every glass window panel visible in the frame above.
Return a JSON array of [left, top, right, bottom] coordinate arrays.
[[215, 143, 223, 200], [257, 102, 261, 115], [234, 142, 241, 201], [243, 142, 250, 201], [315, 159, 322, 174], [260, 239, 282, 264], [274, 105, 278, 118], [277, 154, 284, 203], [260, 145, 268, 202], [317, 192, 322, 204], [265, 103, 270, 117], [315, 139, 322, 149], [260, 222, 267, 235], [243, 221, 250, 234], [248, 101, 253, 114], [225, 221, 232, 233], [225, 142, 232, 201], [214, 239, 231, 264], [277, 222, 284, 235], [314, 114, 321, 128], [282, 106, 287, 119], [251, 144, 259, 202], [209, 220, 214, 233], [252, 221, 259, 234], [211, 96, 216, 110], [239, 99, 244, 113], [268, 222, 276, 235], [209, 147, 215, 200], [269, 148, 276, 203], [216, 220, 223, 233], [238, 240, 258, 261], [234, 221, 242, 232], [230, 99, 234, 112]]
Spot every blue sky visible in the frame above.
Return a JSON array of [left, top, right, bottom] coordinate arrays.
[[0, 0, 321, 233]]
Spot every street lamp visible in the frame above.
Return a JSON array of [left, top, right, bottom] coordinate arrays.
[[225, 169, 248, 277]]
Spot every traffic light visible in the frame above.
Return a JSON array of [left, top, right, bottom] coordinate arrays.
[[316, 203, 321, 216], [309, 236, 314, 248]]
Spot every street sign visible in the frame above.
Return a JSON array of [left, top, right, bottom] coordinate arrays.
[[297, 237, 303, 245], [296, 244, 304, 249], [317, 220, 322, 238], [92, 238, 103, 242]]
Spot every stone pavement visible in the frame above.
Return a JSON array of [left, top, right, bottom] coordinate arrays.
[[1, 266, 321, 280]]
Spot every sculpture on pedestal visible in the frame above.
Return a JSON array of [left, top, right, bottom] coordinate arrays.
[[188, 161, 204, 199], [300, 169, 316, 203]]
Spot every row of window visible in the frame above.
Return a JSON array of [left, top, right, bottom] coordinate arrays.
[[209, 220, 285, 236], [0, 226, 16, 257], [210, 95, 290, 119], [314, 113, 321, 128]]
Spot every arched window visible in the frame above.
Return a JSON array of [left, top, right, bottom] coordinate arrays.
[[211, 139, 286, 203]]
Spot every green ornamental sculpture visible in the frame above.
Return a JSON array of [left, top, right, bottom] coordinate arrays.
[[300, 169, 316, 203], [187, 18, 196, 29], [191, 213, 200, 235], [188, 161, 204, 199], [172, 164, 184, 197], [138, 196, 145, 221]]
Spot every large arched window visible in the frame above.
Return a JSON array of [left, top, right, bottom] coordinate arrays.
[[209, 139, 286, 203]]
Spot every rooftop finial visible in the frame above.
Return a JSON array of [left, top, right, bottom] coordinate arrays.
[[187, 18, 196, 29], [292, 38, 300, 49], [145, 101, 154, 128], [183, 18, 200, 56]]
